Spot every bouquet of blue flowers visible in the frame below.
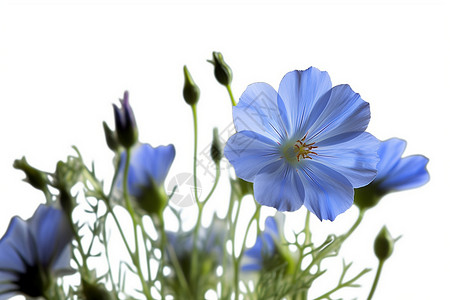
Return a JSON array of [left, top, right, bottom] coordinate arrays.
[[0, 52, 429, 300]]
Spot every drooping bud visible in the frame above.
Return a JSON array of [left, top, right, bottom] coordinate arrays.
[[113, 91, 138, 149], [102, 121, 119, 152], [183, 65, 200, 106], [374, 226, 396, 261], [210, 127, 222, 164], [13, 157, 49, 194], [208, 51, 233, 86]]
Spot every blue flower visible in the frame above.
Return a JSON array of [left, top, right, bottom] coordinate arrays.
[[224, 67, 379, 221], [0, 205, 73, 299], [116, 143, 176, 215], [355, 138, 429, 209], [242, 217, 279, 272]]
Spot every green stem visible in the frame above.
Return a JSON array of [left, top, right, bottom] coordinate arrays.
[[367, 260, 384, 300], [190, 103, 201, 298], [158, 214, 167, 299], [122, 148, 152, 300], [226, 84, 237, 106]]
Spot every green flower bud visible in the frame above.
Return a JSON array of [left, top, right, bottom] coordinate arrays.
[[374, 226, 395, 261], [354, 183, 384, 211], [81, 279, 113, 300], [210, 128, 222, 164], [13, 157, 49, 194], [102, 121, 119, 152], [183, 65, 200, 106], [208, 51, 233, 86]]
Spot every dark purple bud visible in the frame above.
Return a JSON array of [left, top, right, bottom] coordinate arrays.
[[113, 91, 138, 148]]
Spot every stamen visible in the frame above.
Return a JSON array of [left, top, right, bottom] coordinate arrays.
[[293, 135, 317, 161]]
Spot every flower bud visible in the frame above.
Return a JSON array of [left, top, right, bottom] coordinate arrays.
[[210, 127, 222, 164], [231, 177, 253, 198], [183, 65, 200, 106], [208, 51, 233, 86], [374, 226, 395, 261], [102, 121, 119, 152], [113, 91, 138, 149], [81, 279, 113, 300], [13, 157, 49, 193]]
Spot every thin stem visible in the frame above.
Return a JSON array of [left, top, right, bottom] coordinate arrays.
[[226, 84, 237, 106], [122, 148, 152, 300], [158, 214, 167, 299], [367, 260, 384, 300], [190, 103, 201, 298]]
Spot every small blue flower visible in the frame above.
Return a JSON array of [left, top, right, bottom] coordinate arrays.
[[242, 217, 279, 272], [355, 138, 429, 209], [116, 143, 176, 215], [224, 67, 379, 221], [0, 205, 73, 299]]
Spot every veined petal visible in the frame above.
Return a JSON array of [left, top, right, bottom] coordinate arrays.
[[298, 161, 354, 221], [314, 132, 379, 188], [253, 162, 305, 211], [233, 82, 288, 142], [376, 138, 406, 180], [306, 84, 370, 144], [30, 205, 72, 267], [224, 131, 281, 182], [379, 155, 429, 191], [0, 217, 32, 272], [277, 67, 332, 137]]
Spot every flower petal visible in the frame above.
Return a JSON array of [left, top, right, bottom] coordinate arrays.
[[30, 205, 72, 267], [224, 131, 281, 182], [131, 144, 176, 186], [314, 132, 379, 188], [379, 155, 429, 191], [305, 84, 370, 144], [375, 138, 406, 180], [253, 162, 305, 211], [233, 82, 288, 142], [298, 161, 354, 221], [0, 217, 32, 272], [277, 67, 332, 137]]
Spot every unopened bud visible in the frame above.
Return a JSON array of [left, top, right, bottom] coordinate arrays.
[[113, 91, 138, 149], [210, 128, 222, 164], [81, 279, 113, 300], [13, 157, 49, 193], [183, 65, 200, 106], [208, 51, 233, 86], [374, 226, 396, 261], [102, 121, 119, 151]]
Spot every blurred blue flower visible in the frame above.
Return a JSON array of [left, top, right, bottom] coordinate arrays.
[[242, 217, 279, 271], [165, 215, 226, 296], [224, 67, 379, 221], [0, 205, 73, 299], [116, 143, 176, 215], [355, 138, 429, 209]]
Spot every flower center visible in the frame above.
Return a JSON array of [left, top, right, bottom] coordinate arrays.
[[281, 134, 317, 165]]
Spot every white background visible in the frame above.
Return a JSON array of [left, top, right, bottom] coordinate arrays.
[[1, 1, 449, 299]]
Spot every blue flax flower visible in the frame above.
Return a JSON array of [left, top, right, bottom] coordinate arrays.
[[355, 138, 429, 209], [0, 205, 73, 299], [242, 217, 279, 271], [224, 67, 379, 221], [116, 143, 176, 215]]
